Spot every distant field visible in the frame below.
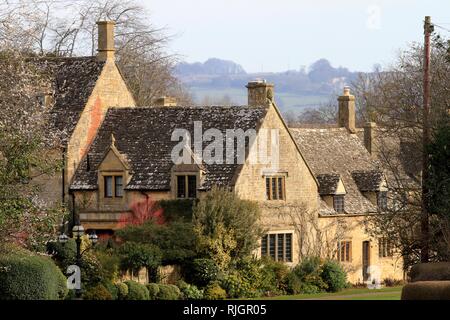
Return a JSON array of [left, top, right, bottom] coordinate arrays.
[[188, 86, 330, 115]]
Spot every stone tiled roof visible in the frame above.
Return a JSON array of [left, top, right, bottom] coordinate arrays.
[[290, 127, 382, 215], [352, 170, 384, 192], [70, 106, 267, 191], [355, 128, 420, 189], [316, 173, 341, 195], [29, 57, 105, 141]]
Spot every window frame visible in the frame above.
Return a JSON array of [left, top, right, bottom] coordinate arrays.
[[176, 174, 197, 199], [265, 176, 286, 200], [377, 191, 388, 212], [103, 174, 124, 199], [333, 195, 345, 213], [337, 240, 352, 262], [261, 232, 293, 262], [378, 238, 393, 258]]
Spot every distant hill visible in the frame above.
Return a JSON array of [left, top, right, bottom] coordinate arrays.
[[175, 58, 246, 76], [175, 58, 360, 114]]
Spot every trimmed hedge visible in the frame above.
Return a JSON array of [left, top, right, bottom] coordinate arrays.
[[177, 281, 203, 300], [410, 262, 450, 282], [0, 245, 68, 300], [83, 284, 113, 300], [124, 280, 149, 300], [115, 282, 128, 300], [157, 284, 181, 300], [146, 283, 160, 300], [401, 281, 450, 300]]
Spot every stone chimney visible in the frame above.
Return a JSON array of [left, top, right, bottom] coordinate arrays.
[[338, 86, 356, 133], [97, 21, 115, 61], [246, 79, 274, 107], [364, 122, 378, 156], [154, 96, 177, 107]]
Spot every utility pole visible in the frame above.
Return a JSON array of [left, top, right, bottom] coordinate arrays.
[[421, 16, 433, 263]]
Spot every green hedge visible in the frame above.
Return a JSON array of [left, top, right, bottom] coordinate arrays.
[[204, 282, 226, 300], [83, 284, 113, 300], [0, 245, 68, 300], [146, 283, 182, 300], [124, 280, 149, 300], [158, 199, 195, 221], [401, 281, 450, 300]]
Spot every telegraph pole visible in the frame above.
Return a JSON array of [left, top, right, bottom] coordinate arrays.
[[421, 16, 433, 263]]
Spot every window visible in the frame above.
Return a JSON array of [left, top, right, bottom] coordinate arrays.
[[377, 191, 388, 211], [104, 175, 123, 198], [337, 240, 352, 262], [104, 176, 113, 198], [115, 176, 123, 197], [265, 176, 285, 200], [261, 233, 292, 262], [333, 195, 345, 213], [176, 175, 197, 199], [378, 238, 393, 258]]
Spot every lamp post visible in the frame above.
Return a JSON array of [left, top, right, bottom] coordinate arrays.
[[58, 224, 98, 299]]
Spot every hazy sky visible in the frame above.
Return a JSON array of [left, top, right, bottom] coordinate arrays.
[[141, 0, 450, 73]]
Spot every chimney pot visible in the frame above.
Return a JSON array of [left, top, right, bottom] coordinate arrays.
[[97, 21, 115, 61], [338, 86, 356, 133], [246, 79, 274, 107], [364, 122, 378, 156]]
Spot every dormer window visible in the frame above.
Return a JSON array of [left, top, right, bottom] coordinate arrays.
[[377, 191, 388, 211], [176, 175, 197, 199], [104, 175, 123, 198], [333, 195, 345, 213]]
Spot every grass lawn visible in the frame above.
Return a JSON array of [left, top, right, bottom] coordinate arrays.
[[260, 286, 403, 300]]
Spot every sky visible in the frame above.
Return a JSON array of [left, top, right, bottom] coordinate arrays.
[[140, 0, 450, 73]]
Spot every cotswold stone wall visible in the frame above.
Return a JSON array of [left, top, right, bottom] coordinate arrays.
[[318, 215, 404, 283], [66, 59, 135, 196], [235, 103, 319, 265]]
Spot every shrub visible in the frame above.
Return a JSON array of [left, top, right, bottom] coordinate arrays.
[[177, 281, 203, 300], [116, 220, 197, 265], [192, 187, 263, 267], [204, 282, 227, 300], [0, 245, 68, 300], [83, 284, 113, 300], [286, 271, 303, 294], [320, 260, 347, 292], [146, 283, 160, 300], [260, 258, 290, 295], [103, 281, 119, 300], [383, 278, 404, 287], [157, 284, 181, 300], [115, 282, 128, 300], [288, 257, 328, 294], [185, 258, 220, 287], [94, 250, 120, 283], [124, 280, 149, 300], [409, 262, 450, 282], [401, 281, 450, 300], [220, 271, 258, 298], [118, 242, 162, 275]]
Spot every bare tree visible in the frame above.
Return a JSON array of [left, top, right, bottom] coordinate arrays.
[[352, 34, 450, 268], [291, 97, 338, 127], [0, 0, 192, 105]]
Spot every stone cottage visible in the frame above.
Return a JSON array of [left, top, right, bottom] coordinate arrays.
[[25, 21, 403, 284]]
